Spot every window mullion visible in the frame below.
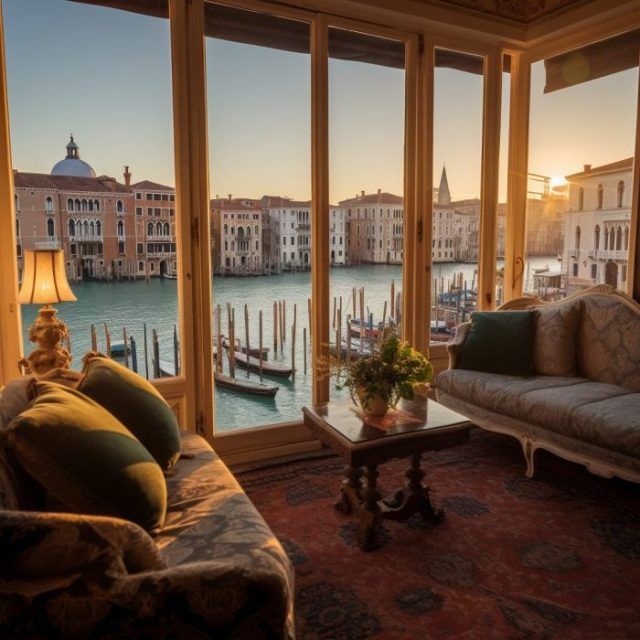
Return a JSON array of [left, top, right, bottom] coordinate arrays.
[[629, 50, 640, 302], [0, 3, 22, 385], [169, 0, 214, 437], [311, 14, 329, 406]]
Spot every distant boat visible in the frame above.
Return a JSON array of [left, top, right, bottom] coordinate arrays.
[[222, 338, 269, 361], [162, 273, 177, 280], [226, 348, 293, 378], [214, 370, 278, 397], [110, 341, 129, 357], [348, 318, 381, 339]]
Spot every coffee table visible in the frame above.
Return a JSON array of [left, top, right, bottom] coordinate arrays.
[[302, 398, 471, 551]]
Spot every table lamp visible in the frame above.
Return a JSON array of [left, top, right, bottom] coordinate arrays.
[[17, 249, 77, 376]]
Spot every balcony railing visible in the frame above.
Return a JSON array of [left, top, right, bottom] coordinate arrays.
[[594, 249, 628, 260], [70, 234, 103, 242]]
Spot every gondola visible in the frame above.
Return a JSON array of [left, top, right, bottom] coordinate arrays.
[[213, 371, 278, 397], [221, 338, 269, 361], [226, 349, 293, 378]]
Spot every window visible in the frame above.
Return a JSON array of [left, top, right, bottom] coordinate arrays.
[[117, 220, 124, 237], [137, 243, 143, 254], [116, 200, 124, 213], [45, 196, 53, 214], [575, 226, 581, 251], [67, 198, 73, 211], [69, 219, 75, 236], [46, 218, 54, 238], [136, 207, 142, 215], [594, 225, 600, 250], [618, 180, 625, 208], [597, 184, 604, 209]]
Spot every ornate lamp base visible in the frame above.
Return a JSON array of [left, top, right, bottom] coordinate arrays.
[[19, 305, 73, 377]]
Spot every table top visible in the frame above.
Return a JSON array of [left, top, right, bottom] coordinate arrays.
[[302, 398, 471, 466]]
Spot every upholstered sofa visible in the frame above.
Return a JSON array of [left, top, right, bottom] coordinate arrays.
[[0, 378, 294, 639], [436, 286, 640, 484]]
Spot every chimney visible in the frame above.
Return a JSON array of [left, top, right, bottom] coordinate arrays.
[[583, 164, 592, 172], [228, 193, 232, 201], [377, 188, 381, 194], [123, 165, 131, 187], [361, 190, 365, 197]]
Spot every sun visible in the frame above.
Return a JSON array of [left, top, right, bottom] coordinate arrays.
[[549, 176, 567, 188]]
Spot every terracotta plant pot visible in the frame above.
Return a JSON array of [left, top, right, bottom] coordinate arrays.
[[356, 387, 389, 417]]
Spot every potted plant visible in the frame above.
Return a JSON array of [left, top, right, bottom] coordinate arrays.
[[327, 330, 433, 416]]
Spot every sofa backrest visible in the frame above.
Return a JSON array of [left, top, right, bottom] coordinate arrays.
[[577, 293, 640, 392]]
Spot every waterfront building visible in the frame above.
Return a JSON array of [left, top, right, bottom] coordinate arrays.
[[564, 158, 633, 291], [341, 189, 404, 265], [132, 179, 177, 278], [211, 196, 263, 274], [329, 206, 346, 266], [14, 136, 135, 282]]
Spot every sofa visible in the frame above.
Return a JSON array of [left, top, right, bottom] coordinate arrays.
[[435, 285, 640, 484], [0, 377, 294, 639]]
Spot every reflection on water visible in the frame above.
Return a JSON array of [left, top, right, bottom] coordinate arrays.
[[21, 259, 555, 431]]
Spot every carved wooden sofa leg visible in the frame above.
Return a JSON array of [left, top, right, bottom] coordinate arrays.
[[522, 438, 535, 478]]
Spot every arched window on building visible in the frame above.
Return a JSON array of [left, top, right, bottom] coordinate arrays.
[[117, 200, 124, 213], [47, 218, 55, 238], [83, 220, 89, 236], [45, 197, 53, 214], [597, 184, 603, 209], [618, 181, 625, 208], [117, 220, 124, 237], [96, 220, 102, 237], [147, 222, 154, 236], [223, 224, 228, 235], [156, 222, 162, 236], [81, 199, 88, 212], [69, 220, 75, 237], [616, 226, 622, 251], [246, 225, 251, 237], [88, 200, 94, 212], [578, 187, 584, 211], [94, 200, 100, 212], [75, 199, 81, 211], [575, 226, 581, 251], [609, 227, 615, 250], [90, 221, 95, 237], [624, 225, 630, 250], [163, 222, 170, 236], [67, 198, 74, 211], [237, 227, 244, 238], [594, 225, 600, 251]]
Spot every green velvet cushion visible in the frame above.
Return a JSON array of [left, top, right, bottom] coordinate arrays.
[[458, 310, 535, 375], [6, 381, 166, 533], [79, 355, 181, 472]]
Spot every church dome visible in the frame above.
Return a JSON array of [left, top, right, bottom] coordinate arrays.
[[51, 135, 96, 178]]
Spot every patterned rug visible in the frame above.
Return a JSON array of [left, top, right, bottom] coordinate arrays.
[[237, 429, 640, 640]]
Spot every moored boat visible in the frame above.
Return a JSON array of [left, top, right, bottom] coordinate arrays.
[[226, 349, 293, 378], [214, 371, 278, 397], [222, 338, 269, 361]]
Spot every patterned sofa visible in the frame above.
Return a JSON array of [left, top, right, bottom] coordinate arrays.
[[435, 286, 640, 484], [0, 404, 295, 639]]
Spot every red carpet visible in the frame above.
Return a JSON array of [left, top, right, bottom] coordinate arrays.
[[237, 429, 640, 640]]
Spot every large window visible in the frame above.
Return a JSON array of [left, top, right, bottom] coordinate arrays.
[[328, 28, 405, 380], [431, 48, 484, 342], [205, 3, 311, 431], [525, 34, 638, 298], [4, 0, 178, 381]]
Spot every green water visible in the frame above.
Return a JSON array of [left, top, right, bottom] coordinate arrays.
[[20, 259, 555, 430]]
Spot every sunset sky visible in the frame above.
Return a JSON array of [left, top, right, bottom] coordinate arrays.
[[3, 0, 638, 204]]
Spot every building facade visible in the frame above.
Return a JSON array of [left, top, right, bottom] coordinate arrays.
[[564, 158, 633, 291]]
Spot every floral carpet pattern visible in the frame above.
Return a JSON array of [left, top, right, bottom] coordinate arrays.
[[237, 429, 640, 640]]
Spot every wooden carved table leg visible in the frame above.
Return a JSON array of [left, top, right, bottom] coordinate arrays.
[[334, 465, 363, 515], [381, 453, 443, 524], [358, 464, 382, 551]]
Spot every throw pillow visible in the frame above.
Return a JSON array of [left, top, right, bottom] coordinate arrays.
[[533, 303, 579, 376], [5, 381, 166, 533], [458, 310, 535, 376], [79, 354, 181, 472]]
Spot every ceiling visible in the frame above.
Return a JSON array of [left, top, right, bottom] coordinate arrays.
[[426, 0, 593, 25]]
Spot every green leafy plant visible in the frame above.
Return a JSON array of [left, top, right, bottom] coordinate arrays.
[[325, 329, 433, 412]]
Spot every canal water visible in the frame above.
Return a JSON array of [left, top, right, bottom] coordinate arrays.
[[21, 258, 557, 431]]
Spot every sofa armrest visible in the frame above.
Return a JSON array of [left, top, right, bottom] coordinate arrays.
[[446, 322, 471, 369], [0, 509, 164, 596]]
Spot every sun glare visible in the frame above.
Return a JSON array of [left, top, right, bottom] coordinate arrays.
[[550, 176, 567, 188]]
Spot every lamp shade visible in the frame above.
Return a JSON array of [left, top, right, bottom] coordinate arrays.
[[18, 250, 77, 305]]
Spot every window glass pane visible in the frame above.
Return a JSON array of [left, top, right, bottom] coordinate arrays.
[[526, 37, 638, 298], [205, 2, 310, 431], [328, 28, 405, 377], [5, 0, 178, 380], [432, 48, 484, 343]]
